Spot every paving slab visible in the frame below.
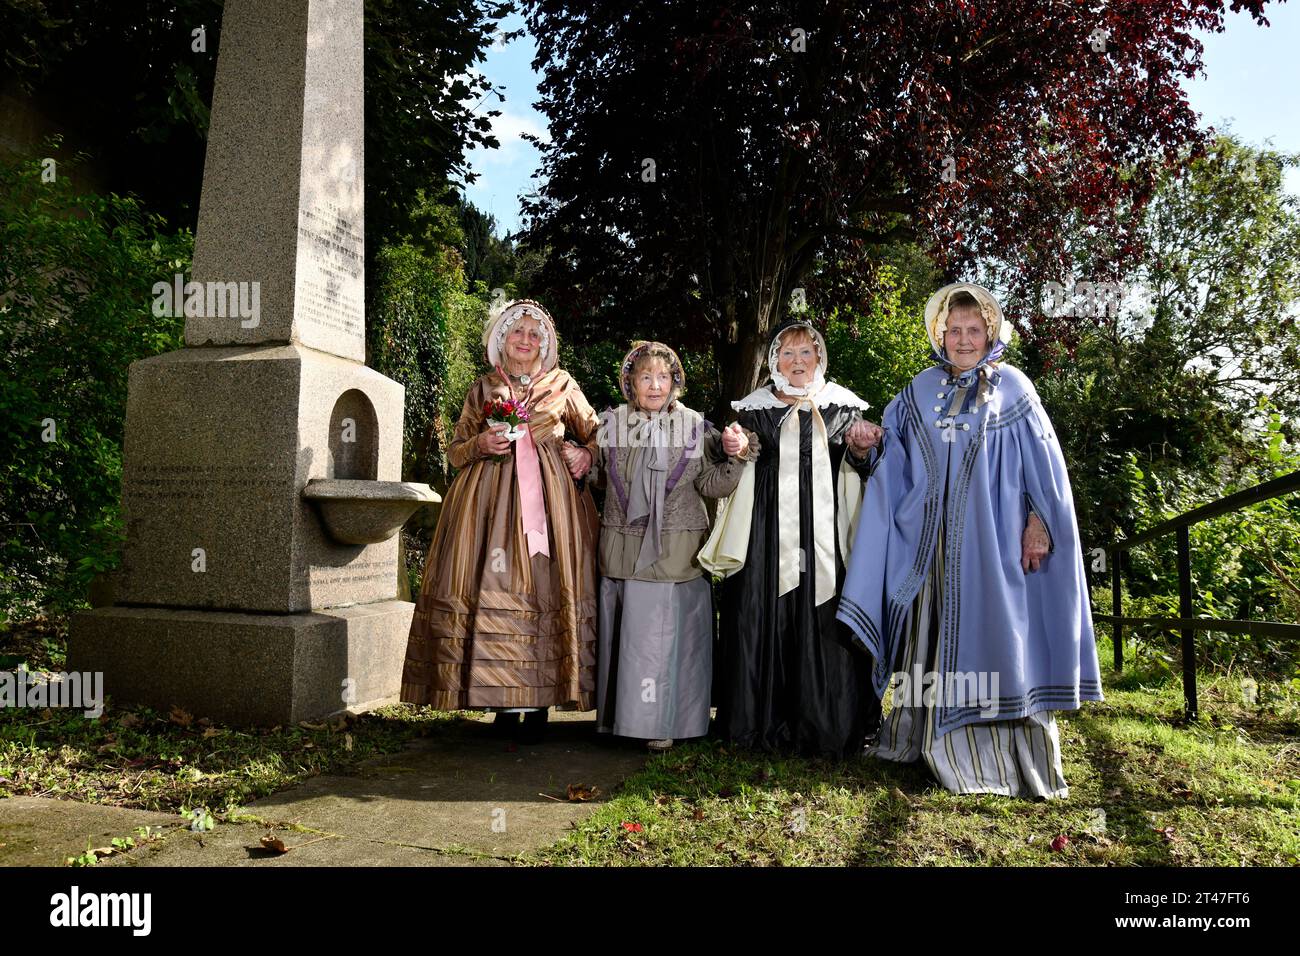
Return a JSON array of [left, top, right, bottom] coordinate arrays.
[[0, 797, 178, 867], [102, 822, 507, 867], [103, 710, 647, 867]]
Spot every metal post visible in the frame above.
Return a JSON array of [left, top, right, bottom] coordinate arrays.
[[1111, 550, 1123, 672], [1176, 526, 1198, 720]]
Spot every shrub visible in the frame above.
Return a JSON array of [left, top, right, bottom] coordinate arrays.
[[0, 144, 192, 619]]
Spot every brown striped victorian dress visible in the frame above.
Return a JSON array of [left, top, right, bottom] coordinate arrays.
[[400, 367, 601, 710]]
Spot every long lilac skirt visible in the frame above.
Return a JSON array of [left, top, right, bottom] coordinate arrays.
[[596, 575, 713, 740]]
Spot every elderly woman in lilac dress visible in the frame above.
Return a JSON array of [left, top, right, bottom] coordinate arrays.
[[837, 283, 1103, 798], [587, 341, 759, 752]]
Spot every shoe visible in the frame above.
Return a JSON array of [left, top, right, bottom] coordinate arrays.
[[647, 738, 673, 752], [491, 711, 520, 737], [518, 708, 549, 744]]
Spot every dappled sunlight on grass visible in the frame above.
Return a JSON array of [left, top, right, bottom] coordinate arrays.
[[530, 669, 1300, 867]]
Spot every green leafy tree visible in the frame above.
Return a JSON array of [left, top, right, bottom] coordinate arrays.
[[1029, 136, 1300, 546], [0, 0, 514, 254], [519, 0, 1276, 421], [0, 147, 192, 618], [822, 257, 938, 416]]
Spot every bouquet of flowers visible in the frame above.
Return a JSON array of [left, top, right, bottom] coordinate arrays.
[[483, 397, 531, 462]]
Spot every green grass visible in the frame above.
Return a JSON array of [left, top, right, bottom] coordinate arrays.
[[3, 615, 1297, 865], [525, 665, 1300, 866]]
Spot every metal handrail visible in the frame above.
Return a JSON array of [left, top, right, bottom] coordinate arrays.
[[1094, 468, 1300, 720]]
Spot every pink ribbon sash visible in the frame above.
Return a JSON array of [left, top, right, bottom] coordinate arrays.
[[492, 364, 549, 558], [514, 411, 550, 559]]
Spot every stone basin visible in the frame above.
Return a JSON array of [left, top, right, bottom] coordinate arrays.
[[303, 479, 441, 545]]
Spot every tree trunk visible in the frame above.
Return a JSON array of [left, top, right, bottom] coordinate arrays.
[[710, 300, 777, 425]]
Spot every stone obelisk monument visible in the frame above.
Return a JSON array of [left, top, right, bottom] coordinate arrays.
[[69, 0, 435, 725]]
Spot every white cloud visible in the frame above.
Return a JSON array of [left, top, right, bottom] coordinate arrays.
[[468, 107, 549, 169]]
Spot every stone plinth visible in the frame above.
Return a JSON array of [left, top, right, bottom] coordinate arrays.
[[68, 601, 414, 726]]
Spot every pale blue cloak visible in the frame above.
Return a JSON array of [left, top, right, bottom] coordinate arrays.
[[836, 362, 1103, 739]]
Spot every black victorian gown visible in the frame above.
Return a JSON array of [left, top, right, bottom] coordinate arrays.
[[715, 392, 881, 758]]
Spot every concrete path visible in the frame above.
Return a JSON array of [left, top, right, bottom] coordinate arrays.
[[0, 711, 648, 867], [0, 797, 176, 867]]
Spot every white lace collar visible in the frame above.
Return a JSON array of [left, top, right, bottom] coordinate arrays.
[[731, 381, 870, 413]]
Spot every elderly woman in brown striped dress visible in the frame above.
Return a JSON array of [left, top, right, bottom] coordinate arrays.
[[401, 299, 601, 744]]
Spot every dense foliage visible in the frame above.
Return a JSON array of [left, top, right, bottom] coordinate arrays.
[[519, 0, 1277, 420], [0, 148, 192, 619], [1, 7, 1295, 681]]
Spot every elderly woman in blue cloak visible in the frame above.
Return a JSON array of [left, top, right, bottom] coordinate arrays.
[[836, 282, 1103, 798]]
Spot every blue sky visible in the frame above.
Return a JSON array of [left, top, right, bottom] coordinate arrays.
[[461, 11, 544, 237], [464, 5, 1300, 236]]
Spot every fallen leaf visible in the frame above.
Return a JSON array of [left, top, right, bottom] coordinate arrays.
[[344, 733, 353, 751], [202, 727, 221, 739], [259, 835, 289, 854], [621, 821, 643, 833], [889, 787, 910, 804], [654, 794, 671, 806], [566, 783, 599, 802], [1050, 834, 1069, 852], [692, 808, 705, 821], [168, 706, 193, 728], [1152, 825, 1177, 842], [118, 713, 142, 729]]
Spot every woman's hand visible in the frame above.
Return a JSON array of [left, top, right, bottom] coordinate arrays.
[[721, 422, 749, 458], [561, 442, 592, 480], [477, 423, 511, 458], [1022, 513, 1050, 573], [846, 420, 883, 459]]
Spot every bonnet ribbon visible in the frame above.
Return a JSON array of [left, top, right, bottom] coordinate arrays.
[[625, 410, 670, 572], [930, 340, 1005, 412]]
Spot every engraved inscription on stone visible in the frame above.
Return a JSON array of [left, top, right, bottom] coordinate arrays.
[[311, 558, 393, 585], [296, 201, 364, 339], [124, 463, 285, 501]]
